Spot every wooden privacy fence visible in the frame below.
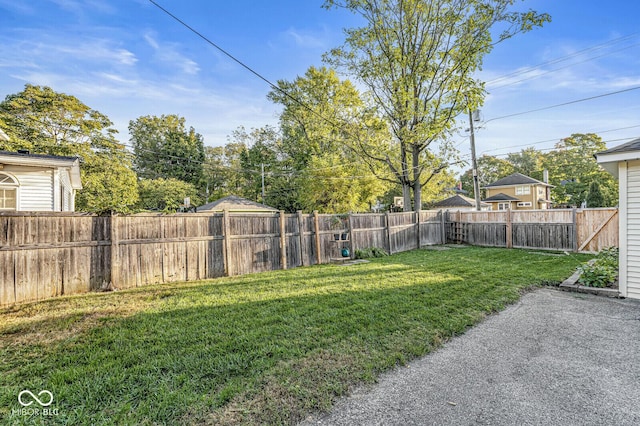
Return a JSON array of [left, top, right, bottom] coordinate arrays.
[[446, 208, 618, 252], [0, 210, 445, 306], [0, 208, 616, 306]]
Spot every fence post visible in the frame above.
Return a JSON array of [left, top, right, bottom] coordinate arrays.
[[313, 211, 322, 265], [297, 211, 305, 266], [416, 210, 421, 249], [506, 208, 512, 249], [347, 213, 354, 258], [572, 207, 578, 252], [440, 210, 446, 244], [109, 212, 118, 289], [385, 211, 392, 254], [223, 209, 232, 276], [279, 211, 287, 270]]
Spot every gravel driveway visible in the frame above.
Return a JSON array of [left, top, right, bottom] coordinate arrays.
[[301, 288, 640, 426]]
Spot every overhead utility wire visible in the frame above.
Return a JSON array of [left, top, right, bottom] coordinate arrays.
[[486, 32, 640, 86], [147, 0, 348, 139], [488, 42, 640, 90], [480, 124, 640, 154], [148, 1, 638, 179], [483, 86, 640, 124]]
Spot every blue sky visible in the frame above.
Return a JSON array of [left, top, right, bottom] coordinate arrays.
[[0, 0, 639, 172]]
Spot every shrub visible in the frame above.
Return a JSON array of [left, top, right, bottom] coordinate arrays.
[[577, 247, 619, 287], [354, 247, 388, 259]]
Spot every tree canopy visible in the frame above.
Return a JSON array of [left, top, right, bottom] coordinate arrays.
[[268, 66, 392, 213], [0, 84, 138, 212], [323, 0, 550, 211], [460, 133, 618, 208], [129, 114, 205, 190]]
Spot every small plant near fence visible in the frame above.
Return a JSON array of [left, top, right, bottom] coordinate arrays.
[[354, 247, 388, 259], [577, 246, 619, 288]]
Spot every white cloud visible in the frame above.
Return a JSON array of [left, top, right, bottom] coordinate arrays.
[[0, 0, 35, 14], [284, 28, 327, 49], [143, 32, 160, 50], [142, 31, 200, 75]]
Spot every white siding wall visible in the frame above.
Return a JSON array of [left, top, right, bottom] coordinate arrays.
[[625, 160, 640, 299], [3, 165, 53, 211], [59, 169, 72, 211]]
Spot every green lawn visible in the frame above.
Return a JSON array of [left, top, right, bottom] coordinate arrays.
[[0, 247, 590, 425]]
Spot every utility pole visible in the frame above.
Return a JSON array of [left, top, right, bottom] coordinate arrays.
[[261, 163, 265, 204], [468, 109, 481, 211]]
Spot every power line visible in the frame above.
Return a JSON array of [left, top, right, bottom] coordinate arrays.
[[483, 86, 640, 123], [480, 124, 640, 155], [488, 42, 640, 90], [486, 32, 640, 87], [147, 0, 354, 147]]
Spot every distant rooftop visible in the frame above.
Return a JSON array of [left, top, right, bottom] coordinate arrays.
[[483, 193, 520, 202], [196, 195, 278, 212], [485, 172, 550, 188], [433, 194, 489, 208]]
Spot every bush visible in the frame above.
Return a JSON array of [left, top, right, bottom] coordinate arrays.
[[354, 247, 388, 259], [577, 247, 618, 287]]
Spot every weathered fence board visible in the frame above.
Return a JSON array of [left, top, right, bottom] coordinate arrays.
[[0, 208, 619, 306], [445, 208, 617, 252]]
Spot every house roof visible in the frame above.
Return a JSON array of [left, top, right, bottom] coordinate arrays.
[[484, 172, 550, 188], [0, 150, 82, 189], [597, 137, 640, 155], [196, 195, 278, 212], [433, 194, 489, 208], [483, 193, 520, 202], [595, 136, 640, 178]]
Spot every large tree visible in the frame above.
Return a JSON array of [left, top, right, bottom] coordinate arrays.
[[543, 133, 618, 207], [268, 66, 392, 212], [136, 178, 200, 212], [323, 0, 550, 211], [0, 84, 138, 212], [129, 114, 205, 190], [460, 154, 514, 198]]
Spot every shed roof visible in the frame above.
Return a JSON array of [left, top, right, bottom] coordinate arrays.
[[196, 195, 278, 212], [485, 172, 550, 188], [433, 194, 490, 208], [595, 136, 640, 178], [597, 137, 640, 155]]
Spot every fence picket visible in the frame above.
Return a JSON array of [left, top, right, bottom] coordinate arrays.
[[0, 208, 618, 306]]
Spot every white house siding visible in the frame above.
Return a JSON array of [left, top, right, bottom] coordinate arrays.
[[3, 165, 53, 211], [624, 160, 640, 299], [59, 169, 72, 211]]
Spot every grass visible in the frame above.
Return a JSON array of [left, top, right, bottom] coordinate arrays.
[[0, 247, 590, 425]]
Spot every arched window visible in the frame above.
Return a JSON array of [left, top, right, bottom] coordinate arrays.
[[0, 172, 18, 210]]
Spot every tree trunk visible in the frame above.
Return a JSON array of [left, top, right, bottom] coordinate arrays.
[[402, 183, 412, 212], [412, 146, 421, 212], [400, 141, 412, 212]]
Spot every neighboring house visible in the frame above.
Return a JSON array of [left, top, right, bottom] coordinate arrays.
[[595, 136, 640, 300], [432, 194, 491, 211], [196, 195, 278, 213], [483, 172, 552, 211], [0, 150, 82, 212]]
